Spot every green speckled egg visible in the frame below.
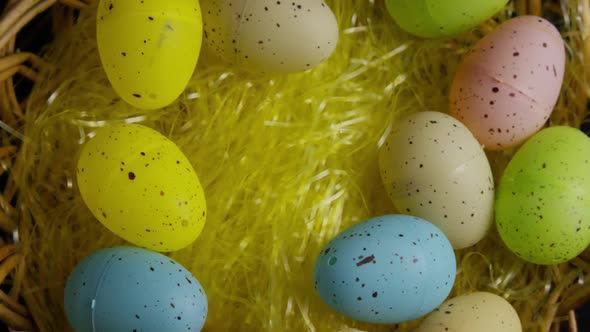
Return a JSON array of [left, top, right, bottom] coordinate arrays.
[[496, 126, 590, 264], [385, 0, 508, 38], [76, 123, 206, 252]]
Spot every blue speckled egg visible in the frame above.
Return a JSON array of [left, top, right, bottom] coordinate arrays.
[[313, 215, 456, 324], [64, 246, 207, 332]]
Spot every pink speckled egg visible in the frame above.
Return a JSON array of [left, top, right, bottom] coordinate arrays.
[[449, 16, 565, 150]]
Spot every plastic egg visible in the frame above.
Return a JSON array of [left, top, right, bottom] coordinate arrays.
[[97, 0, 203, 110], [415, 292, 522, 332], [385, 0, 508, 38], [77, 123, 206, 252], [496, 126, 590, 264], [450, 16, 565, 150], [64, 246, 208, 332], [314, 215, 456, 324], [201, 0, 339, 73], [379, 111, 494, 249]]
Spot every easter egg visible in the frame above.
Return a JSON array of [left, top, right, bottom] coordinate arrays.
[[76, 123, 206, 252], [314, 215, 456, 324], [496, 127, 590, 264], [450, 16, 565, 150], [385, 0, 508, 38], [379, 111, 494, 249], [97, 0, 203, 110], [415, 292, 521, 332], [64, 246, 208, 332], [201, 0, 339, 73]]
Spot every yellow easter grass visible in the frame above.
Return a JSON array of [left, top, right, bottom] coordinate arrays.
[[14, 1, 590, 331]]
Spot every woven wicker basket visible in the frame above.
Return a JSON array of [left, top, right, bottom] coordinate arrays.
[[0, 0, 589, 331]]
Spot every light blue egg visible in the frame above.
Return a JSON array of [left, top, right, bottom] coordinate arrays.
[[314, 215, 456, 324], [64, 246, 207, 332]]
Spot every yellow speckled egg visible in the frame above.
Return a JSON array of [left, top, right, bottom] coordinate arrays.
[[415, 292, 522, 332], [97, 0, 203, 110], [76, 124, 206, 252]]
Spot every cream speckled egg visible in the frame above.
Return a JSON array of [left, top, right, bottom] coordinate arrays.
[[201, 0, 339, 73], [450, 16, 565, 150], [379, 112, 494, 249], [415, 292, 522, 332]]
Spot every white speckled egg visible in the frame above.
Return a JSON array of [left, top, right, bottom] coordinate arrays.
[[415, 292, 522, 332], [201, 0, 339, 73], [450, 16, 565, 150], [379, 111, 495, 249]]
